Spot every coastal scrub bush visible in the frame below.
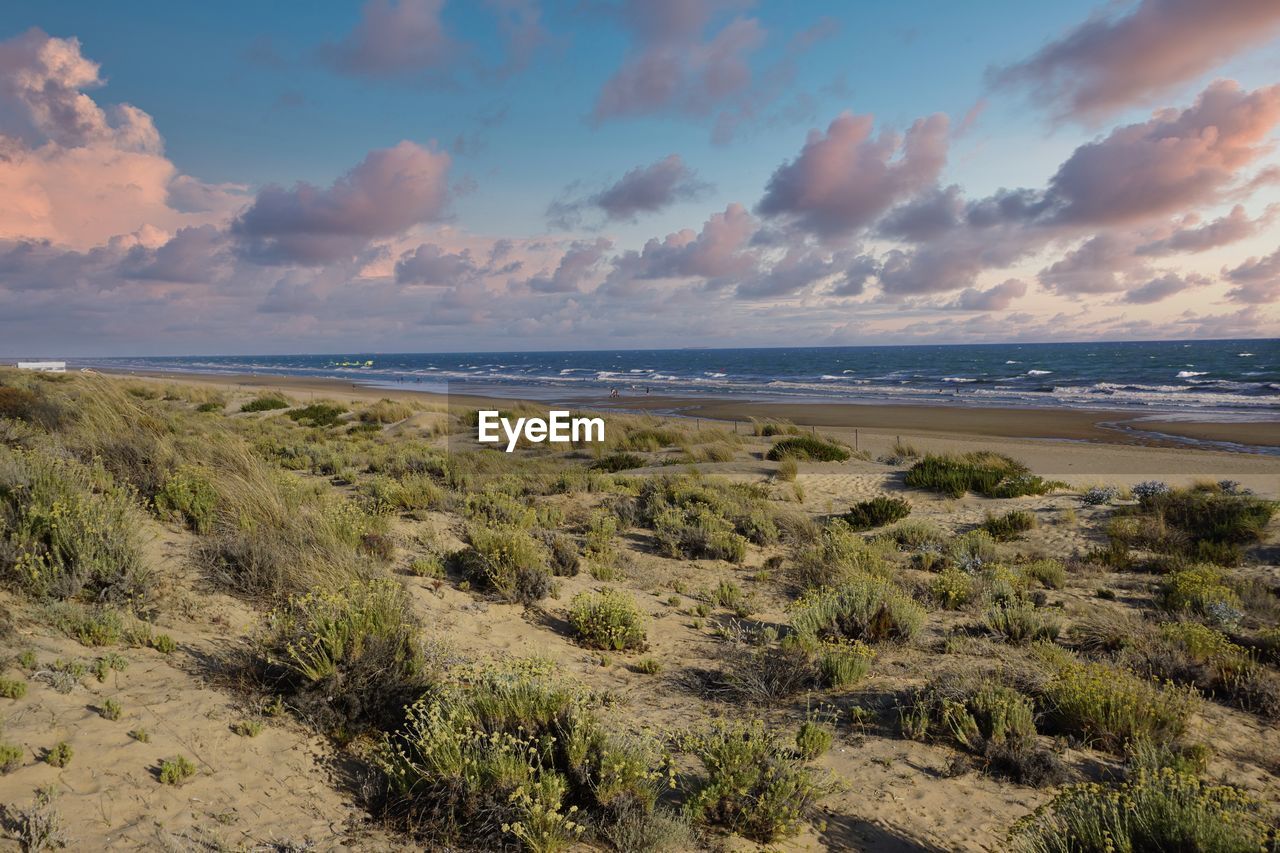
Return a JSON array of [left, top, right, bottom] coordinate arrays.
[[159, 755, 196, 785], [569, 589, 646, 651], [1131, 481, 1171, 501], [905, 452, 1055, 498], [591, 452, 646, 472], [685, 719, 837, 843], [262, 578, 434, 734], [1125, 622, 1280, 718], [454, 524, 552, 605], [1157, 566, 1242, 625], [790, 521, 892, 588], [1039, 660, 1193, 752], [982, 510, 1037, 541], [375, 670, 670, 850], [1009, 768, 1278, 853], [153, 465, 218, 533], [1081, 485, 1120, 507], [0, 446, 150, 603], [931, 567, 974, 609], [44, 741, 72, 767], [0, 676, 27, 699], [240, 395, 289, 413], [842, 495, 911, 530], [285, 402, 347, 427], [790, 575, 925, 643], [766, 435, 851, 462], [985, 602, 1062, 644], [639, 474, 776, 562], [1020, 558, 1066, 590], [948, 529, 998, 572], [0, 741, 21, 773], [360, 398, 414, 424], [794, 719, 833, 759]]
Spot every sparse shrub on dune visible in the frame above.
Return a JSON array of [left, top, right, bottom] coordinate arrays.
[[790, 575, 925, 644], [1009, 768, 1278, 853], [453, 524, 552, 605], [360, 398, 415, 424], [262, 578, 435, 735], [590, 452, 646, 472], [842, 495, 911, 530], [638, 473, 777, 562], [751, 418, 800, 437], [684, 718, 838, 843], [1157, 565, 1242, 627], [569, 588, 646, 651], [1020, 558, 1066, 590], [982, 509, 1037, 541], [1109, 487, 1276, 567], [153, 464, 218, 533], [375, 669, 671, 851], [285, 402, 348, 427], [877, 518, 944, 549], [240, 395, 290, 413], [765, 435, 853, 463], [0, 446, 150, 604], [985, 602, 1062, 644], [948, 529, 998, 572], [905, 452, 1057, 499], [790, 521, 893, 589], [1038, 660, 1194, 752]]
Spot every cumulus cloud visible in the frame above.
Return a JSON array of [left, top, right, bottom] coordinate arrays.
[[757, 112, 949, 239], [527, 237, 612, 292], [592, 0, 764, 122], [949, 279, 1028, 311], [318, 0, 459, 79], [232, 141, 453, 264], [1122, 272, 1208, 304], [605, 202, 758, 290], [548, 154, 709, 228], [394, 242, 483, 285], [990, 0, 1280, 121], [1136, 205, 1265, 254], [0, 29, 249, 249], [1043, 81, 1280, 225], [1224, 247, 1280, 302]]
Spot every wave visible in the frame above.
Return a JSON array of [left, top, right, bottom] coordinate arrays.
[[1026, 369, 1052, 376], [1176, 370, 1207, 378]]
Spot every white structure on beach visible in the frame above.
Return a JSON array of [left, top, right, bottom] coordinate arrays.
[[16, 361, 66, 372]]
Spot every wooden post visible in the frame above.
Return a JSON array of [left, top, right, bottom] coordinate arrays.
[[855, 429, 859, 452]]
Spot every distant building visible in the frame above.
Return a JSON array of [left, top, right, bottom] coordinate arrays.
[[16, 361, 66, 372]]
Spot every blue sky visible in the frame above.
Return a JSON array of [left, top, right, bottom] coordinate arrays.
[[1, 1, 1279, 354]]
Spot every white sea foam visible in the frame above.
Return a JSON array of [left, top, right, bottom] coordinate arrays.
[[1176, 370, 1207, 378], [1026, 369, 1052, 376]]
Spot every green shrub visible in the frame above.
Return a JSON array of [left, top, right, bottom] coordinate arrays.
[[0, 741, 21, 773], [159, 755, 196, 785], [455, 524, 552, 605], [637, 473, 777, 560], [791, 575, 926, 643], [948, 529, 998, 571], [983, 510, 1037, 541], [794, 720, 833, 759], [842, 495, 911, 530], [0, 676, 27, 699], [195, 401, 223, 413], [766, 436, 851, 462], [100, 698, 122, 721], [45, 741, 73, 767], [879, 518, 945, 549], [47, 603, 125, 646], [1157, 566, 1242, 624], [1128, 622, 1280, 718], [1039, 661, 1193, 752], [905, 452, 1055, 498], [790, 521, 892, 589], [816, 639, 874, 687], [569, 589, 646, 651], [0, 446, 150, 603], [154, 465, 218, 533], [376, 670, 669, 850], [240, 395, 289, 413], [360, 398, 414, 424], [408, 554, 446, 579], [685, 719, 836, 842], [985, 602, 1062, 644], [233, 719, 264, 737], [151, 633, 176, 654], [591, 452, 646, 472], [285, 402, 347, 427], [652, 505, 747, 562], [263, 578, 433, 734], [1021, 558, 1066, 590], [1009, 768, 1277, 853], [931, 567, 974, 609]]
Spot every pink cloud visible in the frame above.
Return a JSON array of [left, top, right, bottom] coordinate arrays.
[[991, 0, 1280, 121], [318, 0, 458, 79], [1136, 205, 1267, 254], [1045, 80, 1280, 224], [950, 278, 1028, 311], [549, 154, 710, 228], [232, 141, 453, 264], [1224, 247, 1280, 302], [757, 112, 949, 239], [592, 0, 764, 122]]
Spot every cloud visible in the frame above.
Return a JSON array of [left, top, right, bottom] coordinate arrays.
[[1136, 205, 1265, 254], [394, 242, 482, 284], [878, 184, 965, 241], [592, 0, 764, 122], [232, 141, 453, 264], [1043, 80, 1280, 225], [0, 29, 248, 249], [527, 238, 612, 292], [757, 112, 949, 239], [1122, 272, 1208, 303], [949, 278, 1027, 311], [990, 0, 1280, 121], [1039, 233, 1146, 296], [318, 0, 459, 79], [1224, 247, 1280, 302], [548, 154, 709, 227], [605, 202, 758, 290]]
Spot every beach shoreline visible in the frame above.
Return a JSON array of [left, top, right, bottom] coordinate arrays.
[[101, 367, 1280, 452]]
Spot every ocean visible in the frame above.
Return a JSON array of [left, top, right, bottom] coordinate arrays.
[[78, 339, 1279, 419]]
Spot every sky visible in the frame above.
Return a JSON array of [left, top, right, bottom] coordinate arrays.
[[1, 0, 1280, 356]]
